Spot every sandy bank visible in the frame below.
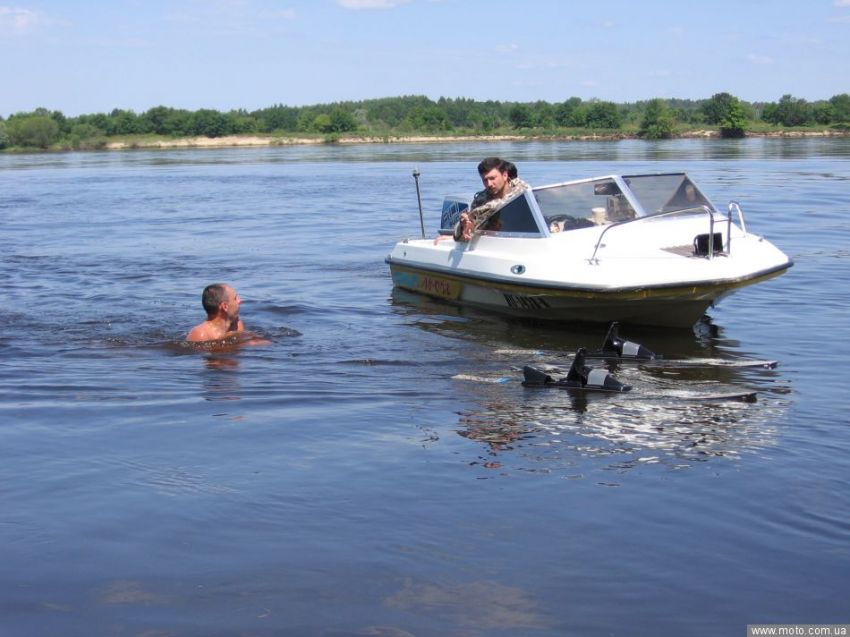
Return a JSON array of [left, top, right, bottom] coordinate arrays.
[[104, 134, 534, 150], [105, 135, 319, 150], [98, 129, 846, 151]]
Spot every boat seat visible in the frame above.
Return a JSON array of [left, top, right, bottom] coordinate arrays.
[[606, 194, 636, 222]]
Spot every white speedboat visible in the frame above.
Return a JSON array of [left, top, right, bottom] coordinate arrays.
[[386, 172, 792, 328]]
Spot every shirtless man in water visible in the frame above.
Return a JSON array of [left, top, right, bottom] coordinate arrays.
[[186, 283, 246, 342]]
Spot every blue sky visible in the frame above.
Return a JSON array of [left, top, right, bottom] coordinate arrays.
[[2, 0, 849, 117]]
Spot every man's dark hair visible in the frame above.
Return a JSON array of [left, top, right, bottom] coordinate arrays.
[[477, 157, 506, 176], [202, 283, 227, 317], [503, 161, 518, 179]]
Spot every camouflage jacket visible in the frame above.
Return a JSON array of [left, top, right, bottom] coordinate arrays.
[[453, 178, 530, 240]]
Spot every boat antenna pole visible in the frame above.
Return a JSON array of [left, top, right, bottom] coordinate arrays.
[[413, 167, 425, 239]]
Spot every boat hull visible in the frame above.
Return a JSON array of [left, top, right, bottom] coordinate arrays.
[[388, 261, 788, 328]]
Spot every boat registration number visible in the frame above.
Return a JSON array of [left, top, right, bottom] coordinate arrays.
[[393, 270, 461, 300]]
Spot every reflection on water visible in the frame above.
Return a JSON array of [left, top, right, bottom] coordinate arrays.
[[202, 354, 243, 413], [3, 137, 847, 175], [99, 579, 166, 606], [390, 291, 789, 474], [385, 578, 548, 631], [390, 287, 724, 356], [455, 383, 786, 477]]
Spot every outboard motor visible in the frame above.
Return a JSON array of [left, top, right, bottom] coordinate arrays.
[[599, 322, 657, 360], [522, 347, 631, 393]]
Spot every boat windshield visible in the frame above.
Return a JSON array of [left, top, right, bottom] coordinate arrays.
[[533, 178, 637, 232], [623, 173, 714, 216], [480, 191, 542, 235], [532, 173, 716, 231]]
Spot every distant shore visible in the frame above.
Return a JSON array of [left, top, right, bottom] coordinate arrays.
[[101, 128, 850, 151], [3, 129, 847, 154]]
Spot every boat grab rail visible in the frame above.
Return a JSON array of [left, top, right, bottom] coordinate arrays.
[[588, 204, 726, 264], [727, 201, 748, 253]]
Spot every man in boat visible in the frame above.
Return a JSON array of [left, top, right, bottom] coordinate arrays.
[[186, 283, 246, 342], [454, 157, 529, 241]]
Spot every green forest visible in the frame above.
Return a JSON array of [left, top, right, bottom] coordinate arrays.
[[2, 92, 849, 151]]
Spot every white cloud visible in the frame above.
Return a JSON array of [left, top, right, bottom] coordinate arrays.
[[336, 0, 411, 9], [496, 43, 519, 53], [0, 6, 45, 34], [831, 0, 850, 21], [747, 53, 774, 65]]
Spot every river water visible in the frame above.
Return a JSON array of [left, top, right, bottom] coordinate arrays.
[[2, 138, 849, 636]]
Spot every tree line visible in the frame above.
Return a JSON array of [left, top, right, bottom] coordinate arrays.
[[1, 93, 849, 150]]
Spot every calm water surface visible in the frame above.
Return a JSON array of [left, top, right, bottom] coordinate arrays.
[[2, 138, 849, 636]]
